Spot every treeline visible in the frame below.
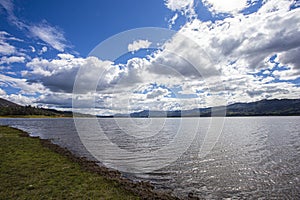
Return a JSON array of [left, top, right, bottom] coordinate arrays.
[[0, 105, 73, 117]]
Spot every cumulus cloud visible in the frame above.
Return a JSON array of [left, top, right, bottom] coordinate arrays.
[[25, 54, 122, 93], [146, 87, 170, 99], [25, 55, 85, 92], [277, 47, 300, 70], [272, 68, 300, 80], [164, 0, 196, 21], [149, 32, 217, 78], [178, 0, 300, 75], [0, 41, 15, 55], [0, 73, 46, 96], [0, 56, 25, 64], [22, 50, 205, 112], [37, 93, 73, 108], [203, 0, 251, 14], [4, 94, 35, 106], [258, 0, 294, 14], [165, 0, 195, 14], [23, 0, 300, 113], [128, 40, 152, 52], [1, 0, 300, 114]]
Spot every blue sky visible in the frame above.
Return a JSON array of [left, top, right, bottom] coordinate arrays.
[[0, 0, 300, 115], [1, 0, 172, 56]]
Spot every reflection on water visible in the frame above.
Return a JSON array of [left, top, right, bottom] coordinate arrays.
[[0, 117, 299, 199]]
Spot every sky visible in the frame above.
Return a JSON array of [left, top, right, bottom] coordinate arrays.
[[0, 0, 300, 115]]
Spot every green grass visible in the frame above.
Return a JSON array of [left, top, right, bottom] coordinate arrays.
[[0, 126, 139, 200]]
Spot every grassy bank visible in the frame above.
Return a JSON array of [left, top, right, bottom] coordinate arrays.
[[0, 126, 139, 199]]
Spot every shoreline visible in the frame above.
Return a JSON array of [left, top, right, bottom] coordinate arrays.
[[1, 114, 300, 119], [3, 126, 178, 200]]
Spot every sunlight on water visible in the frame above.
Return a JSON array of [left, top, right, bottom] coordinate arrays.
[[1, 116, 299, 199]]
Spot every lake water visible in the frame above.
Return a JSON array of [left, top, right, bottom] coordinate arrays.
[[0, 117, 299, 199]]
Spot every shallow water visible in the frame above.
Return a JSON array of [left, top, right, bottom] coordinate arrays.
[[0, 117, 299, 199]]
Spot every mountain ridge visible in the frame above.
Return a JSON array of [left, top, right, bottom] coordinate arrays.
[[1, 98, 300, 117], [126, 98, 300, 117]]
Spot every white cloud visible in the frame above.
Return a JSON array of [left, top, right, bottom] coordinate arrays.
[[1, 0, 69, 51], [0, 56, 25, 64], [25, 55, 117, 93], [1, 0, 299, 114], [0, 31, 10, 37], [165, 0, 195, 13], [168, 13, 178, 28], [178, 0, 300, 74], [24, 1, 300, 113], [0, 31, 16, 55], [261, 76, 275, 83], [0, 88, 6, 96], [42, 46, 47, 52], [38, 46, 48, 54], [115, 0, 300, 112], [4, 94, 35, 106], [146, 87, 170, 99], [165, 0, 194, 11], [29, 45, 36, 53], [277, 47, 300, 70], [164, 0, 196, 20], [128, 40, 152, 52], [258, 0, 293, 14], [272, 68, 299, 80], [30, 23, 67, 52], [203, 0, 251, 14], [37, 93, 73, 108], [57, 53, 74, 60], [22, 52, 196, 112], [0, 40, 16, 55], [0, 74, 46, 95]]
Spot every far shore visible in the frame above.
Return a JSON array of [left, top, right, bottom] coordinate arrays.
[[1, 114, 300, 119]]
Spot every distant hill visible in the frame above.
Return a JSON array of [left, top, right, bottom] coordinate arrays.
[[0, 98, 73, 117], [226, 99, 300, 116], [0, 98, 20, 107], [128, 99, 300, 117], [2, 98, 299, 118]]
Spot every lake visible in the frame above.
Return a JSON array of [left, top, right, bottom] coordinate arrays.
[[0, 117, 299, 199]]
